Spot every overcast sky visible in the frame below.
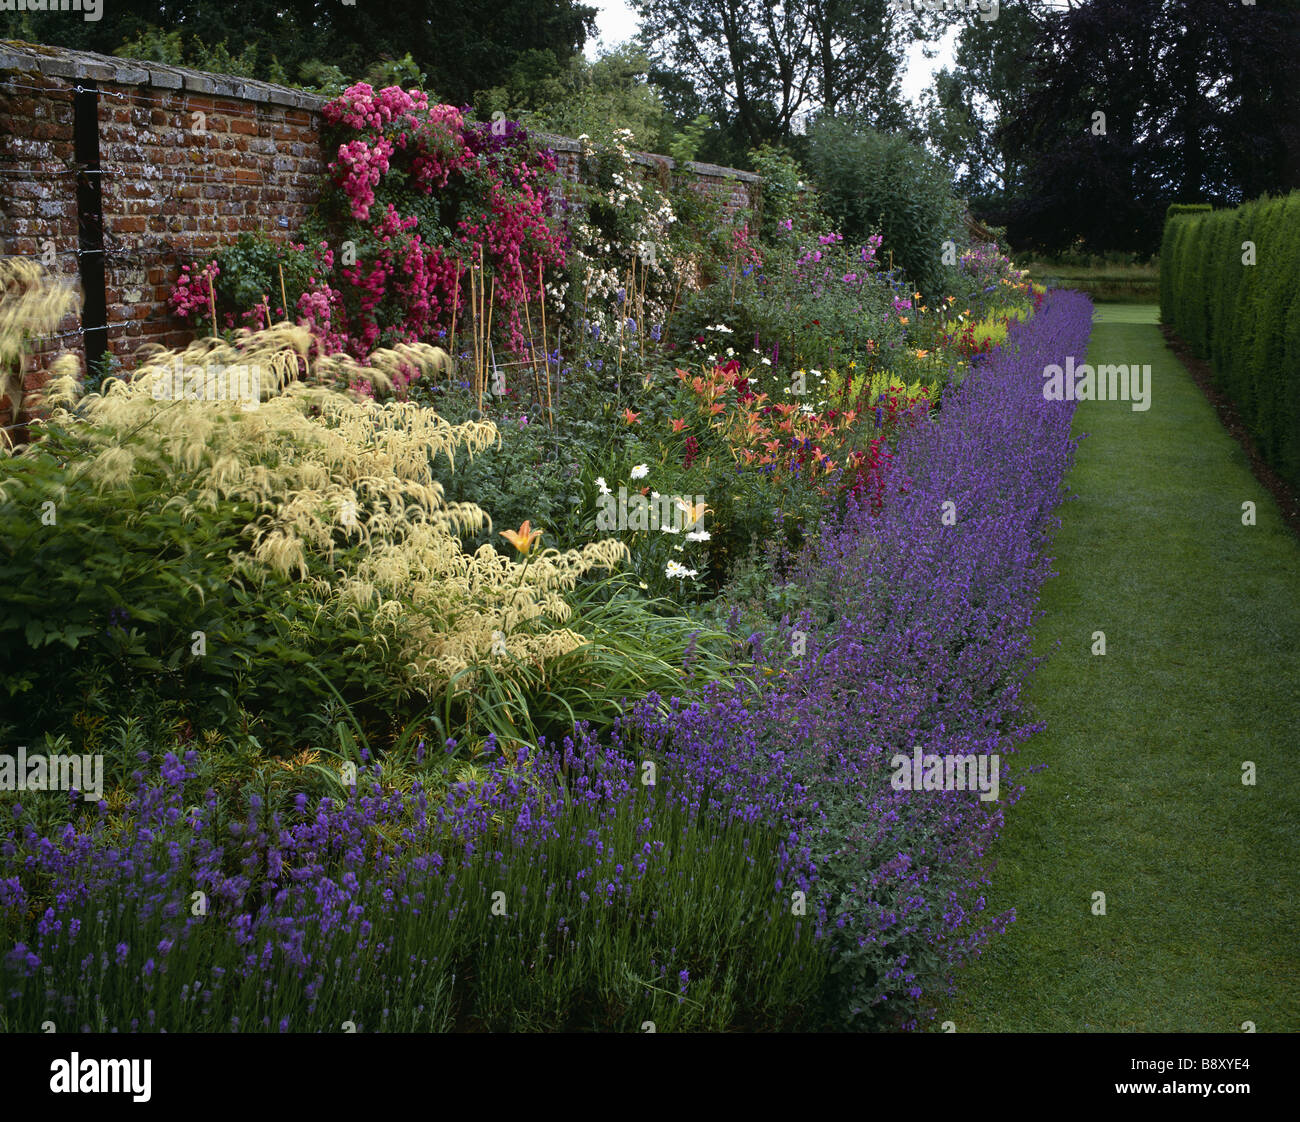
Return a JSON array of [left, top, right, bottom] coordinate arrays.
[[584, 1, 960, 106]]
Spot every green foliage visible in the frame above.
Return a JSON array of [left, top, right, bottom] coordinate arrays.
[[295, 59, 352, 98], [510, 45, 685, 156], [748, 143, 824, 244], [1160, 191, 1300, 489], [112, 28, 260, 78], [805, 119, 966, 304], [667, 114, 715, 166], [200, 232, 323, 328], [0, 424, 402, 751]]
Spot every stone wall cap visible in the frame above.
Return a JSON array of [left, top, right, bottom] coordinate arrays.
[[0, 39, 327, 109]]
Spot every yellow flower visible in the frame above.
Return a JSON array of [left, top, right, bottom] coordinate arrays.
[[676, 498, 711, 528], [501, 519, 543, 555]]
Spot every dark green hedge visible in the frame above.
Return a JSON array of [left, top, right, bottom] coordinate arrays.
[[1160, 192, 1300, 490]]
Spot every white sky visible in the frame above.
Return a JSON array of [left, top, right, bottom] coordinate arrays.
[[585, 1, 959, 106]]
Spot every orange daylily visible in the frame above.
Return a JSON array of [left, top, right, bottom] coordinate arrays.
[[500, 520, 543, 555], [669, 418, 688, 432], [898, 316, 909, 325], [623, 408, 641, 424], [708, 402, 725, 415]]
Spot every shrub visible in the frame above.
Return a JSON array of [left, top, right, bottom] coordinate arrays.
[[1160, 191, 1300, 489], [805, 120, 966, 305]]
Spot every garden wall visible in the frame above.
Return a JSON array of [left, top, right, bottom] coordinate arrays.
[[0, 39, 760, 421]]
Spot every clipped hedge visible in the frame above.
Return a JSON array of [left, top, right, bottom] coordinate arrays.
[[1160, 193, 1300, 489]]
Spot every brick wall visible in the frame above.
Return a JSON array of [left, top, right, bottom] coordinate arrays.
[[0, 40, 761, 424]]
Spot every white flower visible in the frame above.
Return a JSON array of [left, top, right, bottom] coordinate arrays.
[[665, 561, 698, 579], [685, 529, 711, 542], [630, 463, 649, 480], [660, 523, 681, 534], [595, 476, 611, 496], [760, 357, 771, 365]]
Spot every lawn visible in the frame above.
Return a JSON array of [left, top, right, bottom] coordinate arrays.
[[941, 304, 1300, 1031]]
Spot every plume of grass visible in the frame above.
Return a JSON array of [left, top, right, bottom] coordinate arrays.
[[8, 266, 631, 720], [0, 258, 80, 436]]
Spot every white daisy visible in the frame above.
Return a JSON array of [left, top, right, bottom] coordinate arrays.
[[595, 476, 612, 496], [685, 530, 711, 542], [630, 463, 649, 480]]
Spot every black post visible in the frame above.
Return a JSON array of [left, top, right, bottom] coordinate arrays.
[[73, 82, 106, 376]]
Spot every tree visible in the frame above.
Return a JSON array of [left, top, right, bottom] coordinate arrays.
[[631, 0, 928, 157], [487, 45, 679, 152], [1, 0, 599, 103], [919, 2, 1044, 220], [998, 0, 1300, 256]]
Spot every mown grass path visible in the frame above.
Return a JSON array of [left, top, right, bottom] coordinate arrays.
[[943, 303, 1300, 1032]]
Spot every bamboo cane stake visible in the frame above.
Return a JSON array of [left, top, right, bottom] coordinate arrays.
[[637, 251, 649, 364], [483, 273, 495, 414], [516, 260, 543, 410], [473, 256, 483, 397], [617, 260, 632, 379], [207, 271, 219, 337], [278, 264, 290, 323], [448, 256, 461, 377], [536, 259, 552, 427], [661, 274, 683, 347]]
